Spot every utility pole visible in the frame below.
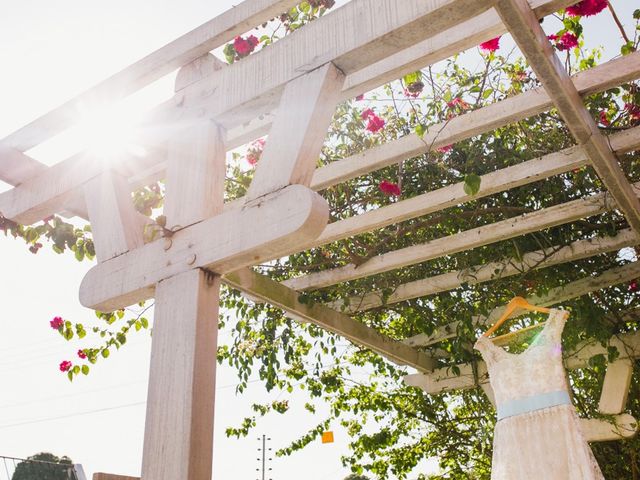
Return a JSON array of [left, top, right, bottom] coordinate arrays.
[[256, 434, 273, 480]]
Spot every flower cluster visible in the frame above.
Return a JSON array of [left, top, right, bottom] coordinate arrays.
[[479, 36, 501, 53], [548, 32, 579, 51], [246, 138, 266, 166], [378, 180, 401, 196], [361, 108, 385, 133], [566, 0, 608, 17], [50, 316, 64, 330], [234, 35, 259, 56], [77, 349, 87, 359], [224, 35, 260, 63], [625, 103, 640, 120], [437, 144, 453, 153], [59, 360, 72, 372]]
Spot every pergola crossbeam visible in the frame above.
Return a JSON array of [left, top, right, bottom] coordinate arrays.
[[223, 268, 436, 372]]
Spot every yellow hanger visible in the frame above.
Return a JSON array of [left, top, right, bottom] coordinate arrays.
[[482, 296, 551, 339]]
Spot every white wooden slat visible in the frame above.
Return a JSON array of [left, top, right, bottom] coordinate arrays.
[[246, 63, 345, 201], [83, 170, 145, 262], [496, 0, 640, 235], [0, 0, 300, 153], [79, 184, 329, 311], [283, 185, 632, 291], [141, 269, 220, 480], [598, 358, 634, 415], [333, 228, 640, 312], [581, 414, 638, 442], [405, 262, 640, 348], [223, 268, 435, 372]]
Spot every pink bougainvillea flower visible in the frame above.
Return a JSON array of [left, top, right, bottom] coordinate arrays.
[[437, 144, 453, 153], [355, 94, 364, 101], [566, 0, 608, 17], [378, 180, 401, 196], [549, 32, 579, 51], [247, 35, 259, 48], [365, 114, 385, 133], [59, 360, 72, 372], [361, 108, 375, 120], [233, 36, 251, 55], [245, 138, 266, 166], [446, 97, 471, 111], [625, 103, 640, 120], [361, 108, 385, 133], [77, 349, 87, 359], [50, 316, 64, 329], [598, 110, 610, 126], [629, 280, 639, 292], [479, 36, 501, 53]]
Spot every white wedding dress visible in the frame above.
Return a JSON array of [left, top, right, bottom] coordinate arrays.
[[474, 308, 604, 479]]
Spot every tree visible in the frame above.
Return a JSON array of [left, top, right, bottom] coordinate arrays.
[[5, 2, 640, 479], [11, 453, 74, 480]]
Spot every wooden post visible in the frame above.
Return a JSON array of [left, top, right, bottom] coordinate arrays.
[[140, 269, 220, 480]]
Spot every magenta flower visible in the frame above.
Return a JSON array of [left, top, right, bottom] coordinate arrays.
[[566, 0, 608, 17], [59, 360, 72, 372], [479, 36, 501, 53], [379, 180, 401, 196], [50, 316, 64, 329]]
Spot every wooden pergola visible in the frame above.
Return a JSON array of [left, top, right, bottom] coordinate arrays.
[[1, 0, 639, 478]]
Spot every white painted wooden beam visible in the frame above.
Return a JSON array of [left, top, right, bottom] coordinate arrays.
[[141, 269, 220, 480], [333, 229, 640, 312], [405, 261, 640, 348], [0, 0, 299, 153], [284, 185, 635, 291], [79, 185, 329, 311], [496, 0, 640, 234], [598, 358, 634, 415], [581, 414, 638, 442], [222, 268, 436, 372], [246, 63, 345, 201], [83, 170, 144, 262]]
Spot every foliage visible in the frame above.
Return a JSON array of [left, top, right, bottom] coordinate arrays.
[[6, 1, 640, 479], [11, 452, 74, 480]]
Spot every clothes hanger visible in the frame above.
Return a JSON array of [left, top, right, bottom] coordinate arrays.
[[482, 296, 552, 340]]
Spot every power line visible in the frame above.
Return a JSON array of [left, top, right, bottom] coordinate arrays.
[[0, 378, 264, 430]]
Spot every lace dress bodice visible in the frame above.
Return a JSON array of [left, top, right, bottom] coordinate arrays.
[[474, 308, 569, 405]]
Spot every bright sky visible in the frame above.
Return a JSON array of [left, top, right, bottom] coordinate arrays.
[[0, 1, 637, 479]]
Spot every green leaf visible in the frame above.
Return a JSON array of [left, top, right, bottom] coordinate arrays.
[[633, 9, 640, 19], [415, 124, 427, 137], [402, 71, 422, 85], [463, 174, 481, 195], [82, 365, 90, 375], [101, 348, 110, 358]]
